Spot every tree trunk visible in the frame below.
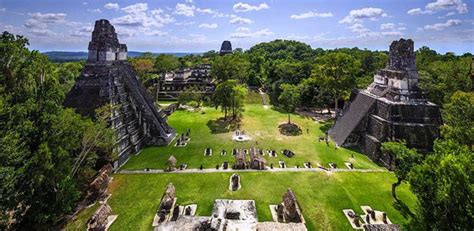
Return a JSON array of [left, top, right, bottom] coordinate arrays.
[[224, 107, 227, 120], [392, 178, 402, 200], [334, 96, 338, 118], [288, 114, 291, 124]]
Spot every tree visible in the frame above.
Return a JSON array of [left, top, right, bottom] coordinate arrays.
[[409, 140, 473, 230], [210, 53, 249, 83], [278, 83, 300, 124], [177, 85, 204, 107], [154, 54, 180, 73], [210, 80, 246, 119], [381, 142, 420, 200], [314, 52, 361, 115], [442, 91, 474, 149], [0, 32, 115, 228]]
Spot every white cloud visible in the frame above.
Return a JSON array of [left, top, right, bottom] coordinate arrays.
[[229, 15, 253, 24], [71, 26, 93, 37], [231, 28, 273, 38], [29, 29, 56, 37], [198, 23, 218, 29], [408, 0, 468, 15], [112, 4, 174, 28], [290, 11, 333, 20], [185, 0, 193, 3], [380, 23, 396, 30], [423, 19, 462, 30], [339, 7, 387, 24], [349, 23, 370, 34], [104, 3, 120, 10], [174, 3, 195, 17], [174, 21, 195, 26], [87, 8, 102, 13], [233, 2, 269, 12], [0, 8, 6, 12], [29, 12, 66, 23], [285, 34, 311, 40]]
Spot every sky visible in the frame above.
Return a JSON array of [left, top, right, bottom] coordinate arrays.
[[0, 0, 473, 54]]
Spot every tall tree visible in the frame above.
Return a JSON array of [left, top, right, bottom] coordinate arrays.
[[442, 91, 474, 149], [210, 53, 250, 83], [210, 80, 246, 119], [314, 52, 361, 114], [409, 140, 473, 230], [381, 142, 420, 200], [278, 83, 301, 124]]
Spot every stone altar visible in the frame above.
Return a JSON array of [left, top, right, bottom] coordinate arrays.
[[64, 19, 175, 167], [329, 38, 441, 169]]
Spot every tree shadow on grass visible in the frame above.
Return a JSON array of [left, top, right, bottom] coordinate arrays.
[[393, 199, 415, 219], [206, 117, 239, 134]]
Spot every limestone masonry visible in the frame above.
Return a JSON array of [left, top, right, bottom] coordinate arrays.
[[329, 38, 442, 169], [64, 19, 175, 167]]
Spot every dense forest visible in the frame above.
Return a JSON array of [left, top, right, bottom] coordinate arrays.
[[1, 31, 472, 229]]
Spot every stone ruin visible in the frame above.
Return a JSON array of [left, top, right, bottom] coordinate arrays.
[[329, 38, 441, 169], [85, 164, 112, 205], [64, 19, 175, 167], [229, 173, 241, 191], [153, 183, 177, 226], [249, 147, 266, 170], [87, 203, 117, 231], [233, 149, 247, 169], [219, 40, 233, 55], [275, 189, 304, 223], [166, 155, 177, 172]]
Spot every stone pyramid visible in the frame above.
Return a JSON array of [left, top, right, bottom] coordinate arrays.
[[329, 39, 442, 169], [64, 19, 175, 167]]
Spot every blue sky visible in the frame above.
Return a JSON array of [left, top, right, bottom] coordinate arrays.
[[0, 0, 473, 54]]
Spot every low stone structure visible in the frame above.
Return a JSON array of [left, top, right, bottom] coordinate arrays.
[[153, 183, 177, 226], [87, 203, 117, 231], [249, 147, 266, 170], [157, 64, 215, 100], [166, 155, 177, 172], [64, 19, 175, 167], [233, 149, 247, 169], [271, 189, 305, 224], [229, 173, 241, 191], [329, 38, 441, 169], [85, 164, 113, 205]]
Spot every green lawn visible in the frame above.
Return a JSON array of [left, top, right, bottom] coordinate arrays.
[[122, 103, 381, 170], [66, 172, 417, 230]]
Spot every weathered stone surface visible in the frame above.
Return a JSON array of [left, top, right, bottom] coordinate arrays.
[[219, 40, 232, 55], [86, 164, 112, 204], [276, 189, 303, 223], [249, 147, 266, 170], [64, 19, 175, 167], [329, 38, 441, 169], [233, 149, 246, 169], [87, 203, 112, 231]]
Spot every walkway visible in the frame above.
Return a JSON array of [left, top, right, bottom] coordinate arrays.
[[118, 167, 387, 174], [258, 88, 269, 109]]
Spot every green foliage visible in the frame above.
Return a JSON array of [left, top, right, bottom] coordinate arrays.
[[409, 140, 473, 230], [278, 83, 300, 123], [154, 54, 180, 73], [313, 52, 361, 110], [381, 142, 420, 200], [210, 53, 250, 83], [442, 91, 474, 149], [177, 85, 204, 107], [210, 80, 247, 119], [0, 31, 114, 228]]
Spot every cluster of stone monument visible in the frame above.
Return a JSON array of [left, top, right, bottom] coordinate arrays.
[[153, 183, 307, 231], [343, 206, 400, 230], [329, 38, 441, 169], [175, 129, 191, 147]]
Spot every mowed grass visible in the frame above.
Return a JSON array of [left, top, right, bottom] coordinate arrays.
[[66, 172, 417, 230], [122, 102, 381, 170]]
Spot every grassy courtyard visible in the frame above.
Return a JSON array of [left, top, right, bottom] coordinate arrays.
[[66, 171, 417, 230], [122, 101, 381, 170]]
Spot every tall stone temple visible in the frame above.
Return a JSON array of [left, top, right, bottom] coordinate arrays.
[[219, 40, 233, 55], [329, 38, 442, 168], [64, 19, 175, 167]]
